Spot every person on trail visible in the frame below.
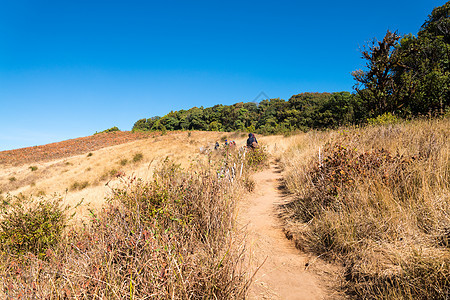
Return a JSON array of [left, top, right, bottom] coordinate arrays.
[[246, 133, 258, 149], [214, 141, 219, 150]]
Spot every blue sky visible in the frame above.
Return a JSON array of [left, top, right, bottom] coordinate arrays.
[[0, 0, 446, 150]]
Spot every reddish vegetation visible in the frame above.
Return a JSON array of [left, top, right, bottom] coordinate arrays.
[[0, 131, 159, 166]]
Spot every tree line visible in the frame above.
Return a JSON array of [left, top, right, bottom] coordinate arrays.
[[133, 2, 449, 134]]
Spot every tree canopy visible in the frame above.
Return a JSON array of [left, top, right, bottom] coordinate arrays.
[[133, 2, 449, 134], [353, 2, 450, 117]]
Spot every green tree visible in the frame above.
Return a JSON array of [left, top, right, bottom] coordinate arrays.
[[352, 30, 402, 117]]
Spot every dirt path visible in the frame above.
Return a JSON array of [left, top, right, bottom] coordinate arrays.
[[239, 163, 336, 300]]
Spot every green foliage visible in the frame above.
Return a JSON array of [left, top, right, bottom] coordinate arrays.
[[353, 2, 450, 118], [129, 3, 449, 134], [132, 92, 363, 134], [0, 195, 66, 258], [245, 145, 269, 170], [95, 126, 120, 135], [29, 166, 38, 172], [367, 112, 401, 125]]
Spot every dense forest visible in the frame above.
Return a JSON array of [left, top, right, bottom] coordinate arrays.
[[133, 2, 450, 134]]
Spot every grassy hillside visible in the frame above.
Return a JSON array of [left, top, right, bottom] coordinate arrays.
[[280, 117, 450, 299], [0, 131, 159, 166], [1, 118, 447, 298], [0, 131, 255, 222], [0, 130, 279, 298]]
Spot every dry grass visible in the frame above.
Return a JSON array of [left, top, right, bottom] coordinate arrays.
[[0, 131, 290, 222], [0, 130, 273, 299], [280, 118, 450, 299], [0, 132, 239, 221]]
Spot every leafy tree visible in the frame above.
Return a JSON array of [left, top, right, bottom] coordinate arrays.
[[352, 30, 402, 117], [353, 2, 450, 117]]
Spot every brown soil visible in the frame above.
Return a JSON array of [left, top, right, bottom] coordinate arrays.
[[240, 162, 344, 300]]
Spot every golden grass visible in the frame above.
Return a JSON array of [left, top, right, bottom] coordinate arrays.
[[0, 132, 274, 299], [0, 130, 288, 223], [280, 118, 450, 299]]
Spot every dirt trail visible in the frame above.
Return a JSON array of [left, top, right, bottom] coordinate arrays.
[[240, 163, 336, 300]]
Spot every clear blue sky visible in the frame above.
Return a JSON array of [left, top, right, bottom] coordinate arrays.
[[0, 0, 446, 151]]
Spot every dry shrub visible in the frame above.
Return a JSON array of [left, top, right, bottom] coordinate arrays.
[[132, 152, 144, 163], [245, 145, 269, 170], [0, 157, 249, 299], [280, 118, 450, 299], [70, 181, 90, 191], [0, 195, 67, 258]]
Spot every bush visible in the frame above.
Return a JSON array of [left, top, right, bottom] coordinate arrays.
[[132, 152, 143, 163], [367, 112, 401, 125], [70, 181, 89, 191], [245, 145, 269, 170], [94, 126, 120, 135], [29, 166, 38, 171], [0, 195, 66, 258]]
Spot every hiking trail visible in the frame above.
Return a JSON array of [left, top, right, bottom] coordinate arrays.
[[239, 162, 341, 300]]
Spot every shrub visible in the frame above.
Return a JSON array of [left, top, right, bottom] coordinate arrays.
[[245, 145, 269, 170], [94, 126, 120, 135], [87, 152, 93, 157], [99, 168, 121, 181], [119, 158, 128, 166], [8, 177, 16, 182], [0, 195, 66, 258], [367, 112, 401, 125], [29, 166, 38, 171], [132, 152, 143, 163], [70, 181, 89, 191]]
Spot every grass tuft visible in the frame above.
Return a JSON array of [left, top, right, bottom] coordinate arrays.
[[132, 152, 143, 163]]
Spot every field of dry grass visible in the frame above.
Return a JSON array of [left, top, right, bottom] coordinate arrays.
[[0, 130, 282, 298], [280, 118, 450, 299], [4, 121, 446, 298], [0, 131, 295, 220], [0, 131, 243, 221]]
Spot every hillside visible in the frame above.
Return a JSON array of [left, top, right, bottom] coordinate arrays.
[[0, 131, 290, 222], [0, 119, 448, 299], [0, 131, 158, 166], [0, 129, 313, 299]]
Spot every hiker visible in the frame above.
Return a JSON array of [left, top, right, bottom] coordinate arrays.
[[246, 133, 258, 149], [214, 141, 219, 150]]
